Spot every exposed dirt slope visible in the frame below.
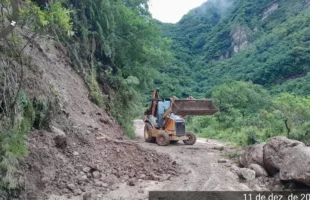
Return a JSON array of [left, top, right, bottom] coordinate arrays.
[[22, 35, 122, 139], [18, 37, 178, 200]]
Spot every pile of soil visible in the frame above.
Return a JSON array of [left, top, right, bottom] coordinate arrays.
[[21, 126, 178, 199], [15, 36, 179, 199]]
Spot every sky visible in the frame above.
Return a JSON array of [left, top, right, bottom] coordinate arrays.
[[148, 0, 208, 23]]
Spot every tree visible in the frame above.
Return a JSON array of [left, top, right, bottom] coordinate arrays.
[[212, 81, 271, 117], [273, 93, 310, 141]]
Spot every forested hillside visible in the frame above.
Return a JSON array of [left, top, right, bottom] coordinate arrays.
[[158, 0, 310, 97], [158, 0, 310, 146], [61, 0, 173, 136]]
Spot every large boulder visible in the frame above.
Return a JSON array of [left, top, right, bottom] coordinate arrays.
[[263, 136, 310, 186], [263, 136, 304, 176], [239, 143, 265, 168], [279, 144, 310, 186]]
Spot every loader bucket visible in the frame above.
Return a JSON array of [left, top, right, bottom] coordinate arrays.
[[171, 99, 218, 116]]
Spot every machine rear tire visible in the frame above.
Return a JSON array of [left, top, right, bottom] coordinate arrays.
[[156, 132, 170, 146], [144, 122, 155, 143], [183, 132, 197, 145]]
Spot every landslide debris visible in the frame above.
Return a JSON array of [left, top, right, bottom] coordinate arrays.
[[21, 127, 179, 199], [15, 37, 179, 199]]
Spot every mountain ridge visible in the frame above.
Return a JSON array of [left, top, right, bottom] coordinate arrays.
[[157, 0, 310, 97]]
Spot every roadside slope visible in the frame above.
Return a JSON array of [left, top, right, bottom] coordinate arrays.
[[17, 37, 178, 200]]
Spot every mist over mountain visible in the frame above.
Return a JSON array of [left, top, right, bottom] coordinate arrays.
[[191, 0, 235, 17]]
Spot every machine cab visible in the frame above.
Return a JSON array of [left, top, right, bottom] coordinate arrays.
[[156, 99, 171, 128]]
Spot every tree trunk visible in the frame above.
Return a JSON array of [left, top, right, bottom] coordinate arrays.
[[284, 119, 290, 138]]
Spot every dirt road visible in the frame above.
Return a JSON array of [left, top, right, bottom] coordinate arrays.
[[102, 120, 252, 200]]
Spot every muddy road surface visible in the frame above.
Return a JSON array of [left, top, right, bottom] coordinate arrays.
[[102, 120, 251, 200]]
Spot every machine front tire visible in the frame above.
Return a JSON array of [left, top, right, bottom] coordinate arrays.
[[183, 132, 197, 145], [156, 132, 170, 146], [144, 122, 155, 143]]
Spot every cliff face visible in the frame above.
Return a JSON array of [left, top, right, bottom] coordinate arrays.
[[231, 25, 251, 53], [262, 3, 279, 20]]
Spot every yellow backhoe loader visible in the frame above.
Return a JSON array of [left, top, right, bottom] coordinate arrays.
[[143, 89, 218, 146]]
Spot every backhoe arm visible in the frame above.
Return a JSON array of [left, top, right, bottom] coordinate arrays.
[[144, 88, 160, 117], [151, 88, 160, 116]]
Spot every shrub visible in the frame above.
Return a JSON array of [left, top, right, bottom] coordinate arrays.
[[0, 92, 33, 191], [85, 74, 104, 108]]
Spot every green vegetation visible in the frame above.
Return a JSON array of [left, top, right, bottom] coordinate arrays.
[[0, 93, 33, 190], [0, 91, 54, 195], [187, 81, 310, 146], [157, 0, 310, 146], [157, 0, 310, 97], [63, 0, 173, 135], [85, 74, 104, 108], [20, 0, 72, 33]]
